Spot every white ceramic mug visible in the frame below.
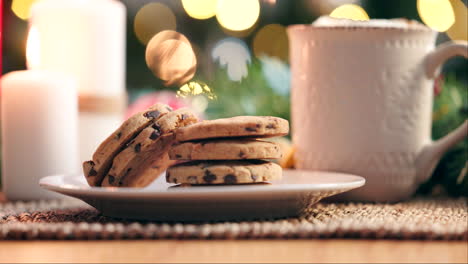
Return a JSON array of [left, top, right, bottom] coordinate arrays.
[[287, 22, 468, 202]]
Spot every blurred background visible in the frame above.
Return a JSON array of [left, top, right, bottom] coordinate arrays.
[[2, 0, 467, 195], [3, 0, 467, 119]]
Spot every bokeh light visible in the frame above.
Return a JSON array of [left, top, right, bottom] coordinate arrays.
[[177, 81, 217, 100], [305, 0, 360, 15], [259, 56, 290, 96], [146, 33, 197, 87], [182, 0, 217, 20], [329, 4, 370, 21], [11, 0, 38, 20], [446, 0, 467, 40], [417, 0, 455, 32], [146, 30, 191, 67], [216, 0, 260, 31], [26, 26, 40, 69], [191, 95, 210, 113], [212, 37, 252, 82], [134, 3, 176, 45], [253, 24, 288, 62]]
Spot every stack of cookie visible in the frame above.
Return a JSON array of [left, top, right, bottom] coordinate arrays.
[[82, 103, 198, 187], [166, 116, 289, 185]]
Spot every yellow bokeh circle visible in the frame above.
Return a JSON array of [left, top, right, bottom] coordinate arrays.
[[329, 4, 370, 21], [446, 0, 467, 40], [216, 0, 260, 31], [134, 3, 177, 45], [182, 0, 217, 20], [417, 0, 455, 32], [253, 24, 288, 61], [11, 0, 38, 20]]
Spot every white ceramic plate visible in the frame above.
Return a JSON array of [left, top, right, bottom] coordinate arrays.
[[40, 170, 365, 222]]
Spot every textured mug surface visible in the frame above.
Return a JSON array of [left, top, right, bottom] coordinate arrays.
[[288, 23, 467, 202]]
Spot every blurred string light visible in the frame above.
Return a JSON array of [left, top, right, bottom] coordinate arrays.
[[446, 0, 467, 40], [191, 95, 210, 113], [253, 24, 288, 62], [216, 0, 260, 31], [134, 3, 176, 45], [182, 0, 217, 19], [177, 81, 217, 100], [259, 56, 290, 96], [11, 0, 38, 20], [329, 4, 369, 21], [145, 31, 197, 87], [417, 0, 455, 32], [212, 37, 252, 82], [262, 0, 277, 5], [305, 0, 361, 15]]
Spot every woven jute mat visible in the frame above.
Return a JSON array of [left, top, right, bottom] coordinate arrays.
[[0, 197, 466, 240]]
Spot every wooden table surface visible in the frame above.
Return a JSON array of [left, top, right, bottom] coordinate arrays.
[[1, 193, 467, 263]]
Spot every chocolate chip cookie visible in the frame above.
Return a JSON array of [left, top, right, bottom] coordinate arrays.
[[169, 139, 282, 160], [166, 160, 282, 185], [175, 116, 289, 142], [101, 108, 198, 187], [83, 103, 172, 186]]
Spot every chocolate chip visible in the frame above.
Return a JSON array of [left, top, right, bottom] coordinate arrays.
[[175, 154, 182, 159], [134, 143, 141, 153], [266, 123, 276, 129], [143, 110, 161, 119], [203, 170, 217, 183], [150, 130, 160, 140], [108, 175, 115, 184], [245, 127, 257, 132], [238, 151, 245, 158], [187, 176, 198, 184], [116, 132, 122, 139], [256, 123, 261, 128], [149, 124, 162, 140], [165, 172, 171, 182], [124, 168, 132, 176], [181, 114, 187, 120], [172, 178, 178, 184], [224, 174, 237, 184], [88, 168, 98, 177]]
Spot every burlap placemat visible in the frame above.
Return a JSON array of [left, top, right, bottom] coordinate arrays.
[[0, 198, 466, 240]]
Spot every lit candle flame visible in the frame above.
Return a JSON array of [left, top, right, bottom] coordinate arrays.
[[26, 26, 41, 70]]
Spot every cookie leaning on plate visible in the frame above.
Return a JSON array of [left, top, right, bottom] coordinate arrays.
[[102, 108, 198, 187], [166, 160, 282, 185], [83, 103, 172, 186], [169, 139, 282, 160], [175, 116, 289, 142]]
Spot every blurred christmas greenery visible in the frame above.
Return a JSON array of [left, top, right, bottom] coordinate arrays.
[[418, 75, 467, 196], [203, 59, 290, 121]]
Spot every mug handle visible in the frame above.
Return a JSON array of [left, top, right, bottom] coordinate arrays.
[[416, 41, 468, 184]]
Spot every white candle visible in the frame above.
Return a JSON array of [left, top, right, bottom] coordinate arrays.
[[29, 0, 127, 162], [1, 71, 79, 200]]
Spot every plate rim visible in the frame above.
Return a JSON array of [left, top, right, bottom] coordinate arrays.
[[39, 170, 366, 199]]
